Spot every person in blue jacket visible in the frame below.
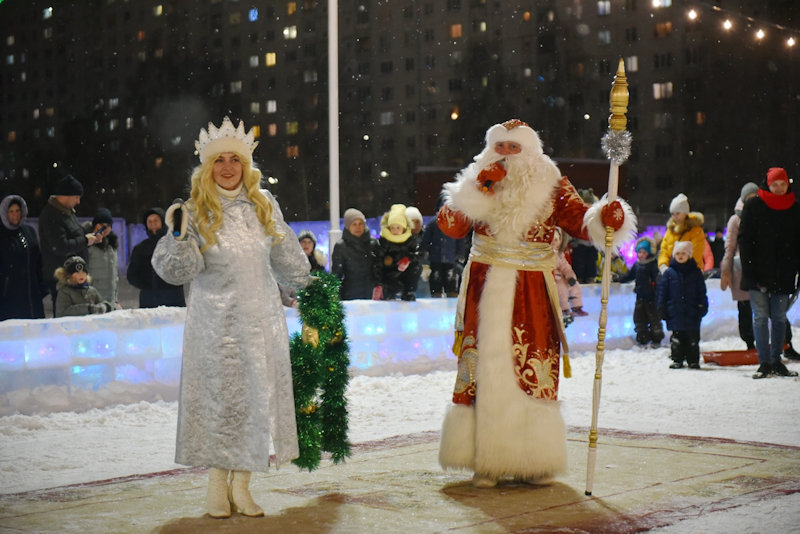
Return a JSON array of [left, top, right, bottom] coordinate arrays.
[[619, 236, 663, 347], [657, 240, 708, 369]]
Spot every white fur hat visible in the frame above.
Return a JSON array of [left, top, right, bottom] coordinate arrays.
[[669, 193, 690, 215], [405, 206, 423, 225], [672, 240, 693, 257], [484, 119, 543, 155]]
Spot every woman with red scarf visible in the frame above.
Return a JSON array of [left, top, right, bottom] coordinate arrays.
[[738, 167, 800, 379]]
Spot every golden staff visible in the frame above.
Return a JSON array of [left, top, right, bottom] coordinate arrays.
[[585, 58, 631, 496]]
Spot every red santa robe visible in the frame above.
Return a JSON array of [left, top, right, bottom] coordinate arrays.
[[437, 141, 635, 482]]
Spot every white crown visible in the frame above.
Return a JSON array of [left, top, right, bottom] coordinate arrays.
[[195, 116, 259, 163]]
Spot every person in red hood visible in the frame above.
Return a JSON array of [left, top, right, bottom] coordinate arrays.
[[738, 167, 800, 379]]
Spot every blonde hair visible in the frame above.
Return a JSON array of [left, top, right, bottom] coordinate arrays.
[[188, 151, 284, 251]]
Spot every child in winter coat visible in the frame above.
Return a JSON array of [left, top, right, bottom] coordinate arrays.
[[658, 193, 707, 273], [377, 204, 422, 301], [54, 255, 114, 317], [552, 228, 587, 325], [619, 236, 664, 347], [657, 241, 708, 369]]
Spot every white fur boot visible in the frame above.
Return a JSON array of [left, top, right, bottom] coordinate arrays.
[[206, 468, 231, 518], [229, 470, 264, 517]]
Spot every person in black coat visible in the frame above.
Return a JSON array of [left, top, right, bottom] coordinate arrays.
[[619, 236, 663, 347], [0, 195, 48, 320], [419, 201, 465, 298], [738, 167, 800, 379], [657, 241, 708, 369], [38, 174, 102, 313], [126, 207, 185, 308], [331, 208, 381, 300]]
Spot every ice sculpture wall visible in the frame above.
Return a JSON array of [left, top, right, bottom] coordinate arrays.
[[1, 281, 796, 415]]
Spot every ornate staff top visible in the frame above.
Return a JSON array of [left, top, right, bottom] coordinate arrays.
[[608, 58, 629, 132], [601, 58, 632, 166]]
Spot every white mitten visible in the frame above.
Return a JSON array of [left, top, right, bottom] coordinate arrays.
[[165, 201, 188, 241]]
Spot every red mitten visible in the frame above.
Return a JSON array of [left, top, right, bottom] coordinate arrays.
[[397, 257, 410, 272], [476, 162, 507, 193], [601, 200, 625, 230], [372, 286, 384, 300]]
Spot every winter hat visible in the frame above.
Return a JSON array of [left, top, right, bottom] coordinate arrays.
[[297, 229, 317, 245], [386, 204, 409, 229], [766, 167, 789, 186], [343, 208, 366, 230], [672, 241, 693, 258], [485, 119, 543, 155], [635, 239, 652, 255], [739, 182, 759, 203], [63, 255, 88, 275], [669, 193, 690, 215], [405, 206, 423, 227], [54, 174, 84, 196], [92, 208, 113, 227]]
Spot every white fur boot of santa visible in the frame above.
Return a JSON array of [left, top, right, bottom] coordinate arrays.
[[229, 470, 265, 517], [206, 467, 231, 518]]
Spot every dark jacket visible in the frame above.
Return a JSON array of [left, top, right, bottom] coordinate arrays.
[[126, 208, 185, 308], [377, 234, 421, 294], [331, 228, 380, 300], [619, 255, 659, 302], [419, 220, 465, 264], [738, 188, 800, 294], [0, 195, 47, 320], [657, 257, 708, 331], [38, 196, 89, 282]]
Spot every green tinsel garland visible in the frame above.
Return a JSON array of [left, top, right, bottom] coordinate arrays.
[[289, 273, 351, 471]]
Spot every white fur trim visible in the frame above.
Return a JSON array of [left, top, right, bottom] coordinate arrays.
[[439, 403, 477, 470], [473, 265, 566, 478], [485, 123, 544, 155], [583, 195, 638, 251]]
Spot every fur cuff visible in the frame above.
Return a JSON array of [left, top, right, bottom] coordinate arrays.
[[439, 403, 476, 470], [443, 164, 494, 224], [583, 195, 638, 251]]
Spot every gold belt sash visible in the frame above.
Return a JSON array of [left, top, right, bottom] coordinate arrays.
[[454, 233, 571, 378]]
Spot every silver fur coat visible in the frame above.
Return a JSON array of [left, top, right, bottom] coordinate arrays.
[[152, 189, 311, 471]]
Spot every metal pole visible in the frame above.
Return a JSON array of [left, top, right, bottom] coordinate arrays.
[[327, 0, 342, 264]]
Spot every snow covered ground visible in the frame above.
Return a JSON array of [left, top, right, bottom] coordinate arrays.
[[1, 299, 799, 532]]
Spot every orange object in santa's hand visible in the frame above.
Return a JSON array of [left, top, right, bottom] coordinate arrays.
[[477, 162, 507, 193]]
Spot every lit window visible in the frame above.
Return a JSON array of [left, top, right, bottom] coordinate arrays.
[[109, 98, 119, 109], [154, 5, 163, 16], [250, 102, 261, 113], [137, 51, 147, 62], [450, 24, 462, 39], [8, 131, 15, 142], [286, 145, 299, 158], [625, 55, 639, 72], [287, 2, 297, 15], [695, 111, 705, 125], [249, 55, 259, 67], [652, 0, 672, 7], [45, 107, 55, 117], [47, 127, 56, 138], [5, 54, 13, 65], [304, 70, 318, 82], [20, 72, 26, 81], [33, 108, 40, 119], [251, 125, 260, 138], [655, 21, 673, 37], [109, 119, 119, 131], [380, 111, 395, 125], [477, 21, 487, 32], [267, 100, 277, 113], [286, 121, 299, 134], [230, 80, 242, 94], [229, 13, 241, 24], [265, 52, 277, 66], [43, 28, 53, 39], [283, 26, 298, 39], [137, 30, 146, 41], [6, 36, 14, 45], [268, 123, 278, 136], [155, 48, 164, 58], [249, 8, 258, 22], [523, 67, 532, 77], [43, 7, 53, 19], [598, 1, 610, 15], [126, 117, 134, 129], [598, 30, 611, 44], [652, 81, 673, 99]]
